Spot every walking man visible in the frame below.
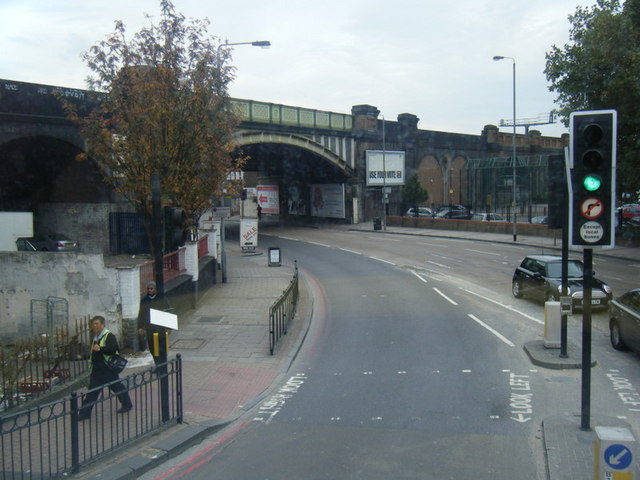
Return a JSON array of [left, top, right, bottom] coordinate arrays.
[[78, 316, 132, 420]]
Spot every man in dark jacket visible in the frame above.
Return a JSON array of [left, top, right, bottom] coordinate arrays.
[[137, 281, 171, 366], [78, 316, 132, 420]]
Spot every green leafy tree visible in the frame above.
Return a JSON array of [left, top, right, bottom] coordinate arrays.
[[545, 0, 640, 198], [402, 173, 429, 215], [64, 0, 244, 254]]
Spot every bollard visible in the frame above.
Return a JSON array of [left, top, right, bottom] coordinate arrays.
[[594, 426, 636, 479], [543, 301, 561, 348]]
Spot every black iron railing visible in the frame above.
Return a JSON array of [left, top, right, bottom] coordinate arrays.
[[269, 262, 299, 355], [0, 317, 92, 412], [0, 355, 183, 479]]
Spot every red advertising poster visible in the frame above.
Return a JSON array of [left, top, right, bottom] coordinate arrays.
[[257, 185, 280, 214]]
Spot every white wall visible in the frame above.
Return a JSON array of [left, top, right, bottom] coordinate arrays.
[[0, 212, 33, 251], [0, 252, 120, 341]]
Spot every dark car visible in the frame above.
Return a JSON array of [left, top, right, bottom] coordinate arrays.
[[18, 233, 79, 252], [434, 205, 471, 219], [609, 289, 640, 352], [512, 255, 612, 309]]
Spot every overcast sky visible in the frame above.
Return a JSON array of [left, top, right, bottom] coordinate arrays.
[[1, 0, 593, 137]]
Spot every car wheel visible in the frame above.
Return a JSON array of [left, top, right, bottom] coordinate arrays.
[[512, 280, 523, 298], [546, 291, 558, 302], [610, 320, 627, 351]]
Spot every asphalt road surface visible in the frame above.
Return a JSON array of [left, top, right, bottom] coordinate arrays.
[[141, 227, 640, 480]]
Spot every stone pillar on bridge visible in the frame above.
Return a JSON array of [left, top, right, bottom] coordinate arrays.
[[351, 104, 380, 133]]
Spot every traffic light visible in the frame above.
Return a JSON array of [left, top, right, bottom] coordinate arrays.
[[163, 206, 186, 253], [240, 189, 247, 201], [568, 110, 617, 247]]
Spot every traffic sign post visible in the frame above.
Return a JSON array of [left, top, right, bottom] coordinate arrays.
[[594, 426, 636, 479], [568, 110, 617, 248]]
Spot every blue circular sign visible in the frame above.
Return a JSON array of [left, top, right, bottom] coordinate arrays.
[[604, 444, 632, 470]]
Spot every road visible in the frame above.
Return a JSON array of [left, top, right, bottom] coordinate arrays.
[[142, 226, 640, 480]]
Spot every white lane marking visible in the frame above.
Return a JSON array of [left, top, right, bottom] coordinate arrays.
[[411, 271, 428, 283], [468, 314, 515, 347], [460, 288, 544, 325], [465, 248, 501, 256], [433, 288, 458, 305], [339, 247, 362, 255], [308, 241, 331, 248], [416, 242, 443, 247], [427, 260, 451, 269], [367, 236, 400, 242], [277, 235, 299, 241], [370, 256, 396, 266]]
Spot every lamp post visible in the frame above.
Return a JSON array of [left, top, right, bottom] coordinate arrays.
[[493, 55, 517, 242], [220, 40, 271, 49], [380, 114, 387, 230]]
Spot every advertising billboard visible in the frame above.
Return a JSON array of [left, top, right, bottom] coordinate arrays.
[[257, 185, 280, 214], [309, 184, 346, 219], [365, 150, 405, 186]]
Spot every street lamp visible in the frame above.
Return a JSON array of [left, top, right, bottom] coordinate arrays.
[[380, 113, 387, 230], [220, 40, 271, 48], [493, 55, 518, 242]]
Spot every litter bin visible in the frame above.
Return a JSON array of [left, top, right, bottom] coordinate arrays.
[[373, 218, 382, 230]]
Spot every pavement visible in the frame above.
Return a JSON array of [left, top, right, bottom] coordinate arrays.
[[75, 221, 640, 480]]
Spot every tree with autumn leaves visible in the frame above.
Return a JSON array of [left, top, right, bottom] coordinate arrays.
[[545, 0, 640, 199], [66, 0, 244, 255]]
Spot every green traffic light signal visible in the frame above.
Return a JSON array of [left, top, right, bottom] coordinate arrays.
[[583, 174, 602, 192]]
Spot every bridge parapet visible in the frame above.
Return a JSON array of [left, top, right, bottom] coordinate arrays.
[[231, 98, 352, 131]]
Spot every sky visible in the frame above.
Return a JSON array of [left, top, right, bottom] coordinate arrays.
[[0, 0, 594, 138]]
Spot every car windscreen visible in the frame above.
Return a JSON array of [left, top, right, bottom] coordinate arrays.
[[547, 260, 584, 278]]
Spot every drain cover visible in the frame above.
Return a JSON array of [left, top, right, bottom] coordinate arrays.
[[171, 339, 206, 350]]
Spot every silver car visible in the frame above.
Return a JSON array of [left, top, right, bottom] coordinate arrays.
[[19, 233, 79, 251], [609, 289, 640, 352]]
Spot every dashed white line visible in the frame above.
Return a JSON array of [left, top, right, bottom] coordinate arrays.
[[411, 271, 428, 283], [370, 256, 396, 266], [339, 247, 362, 255], [465, 248, 501, 256], [467, 314, 515, 347], [308, 241, 331, 248], [427, 260, 451, 269], [433, 287, 458, 305], [460, 288, 544, 325]]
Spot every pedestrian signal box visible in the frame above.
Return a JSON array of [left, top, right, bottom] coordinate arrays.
[[568, 110, 617, 248]]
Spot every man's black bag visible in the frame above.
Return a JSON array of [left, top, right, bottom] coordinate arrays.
[[105, 354, 128, 374]]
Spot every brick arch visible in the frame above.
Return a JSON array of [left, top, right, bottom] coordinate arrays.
[[234, 130, 354, 177], [417, 155, 442, 207], [449, 156, 467, 205]]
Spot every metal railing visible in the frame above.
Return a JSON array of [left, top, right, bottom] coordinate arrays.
[[0, 355, 183, 479], [269, 262, 299, 355], [1, 317, 92, 412], [139, 247, 187, 293]]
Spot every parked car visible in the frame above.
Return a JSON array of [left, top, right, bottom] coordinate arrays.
[[470, 212, 505, 222], [618, 204, 640, 222], [15, 237, 37, 251], [609, 289, 640, 352], [531, 216, 549, 225], [512, 254, 612, 309], [405, 207, 433, 217], [434, 205, 471, 219], [18, 233, 79, 252]]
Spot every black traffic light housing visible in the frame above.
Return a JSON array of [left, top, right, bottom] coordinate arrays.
[[568, 110, 617, 247], [163, 206, 187, 253]]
